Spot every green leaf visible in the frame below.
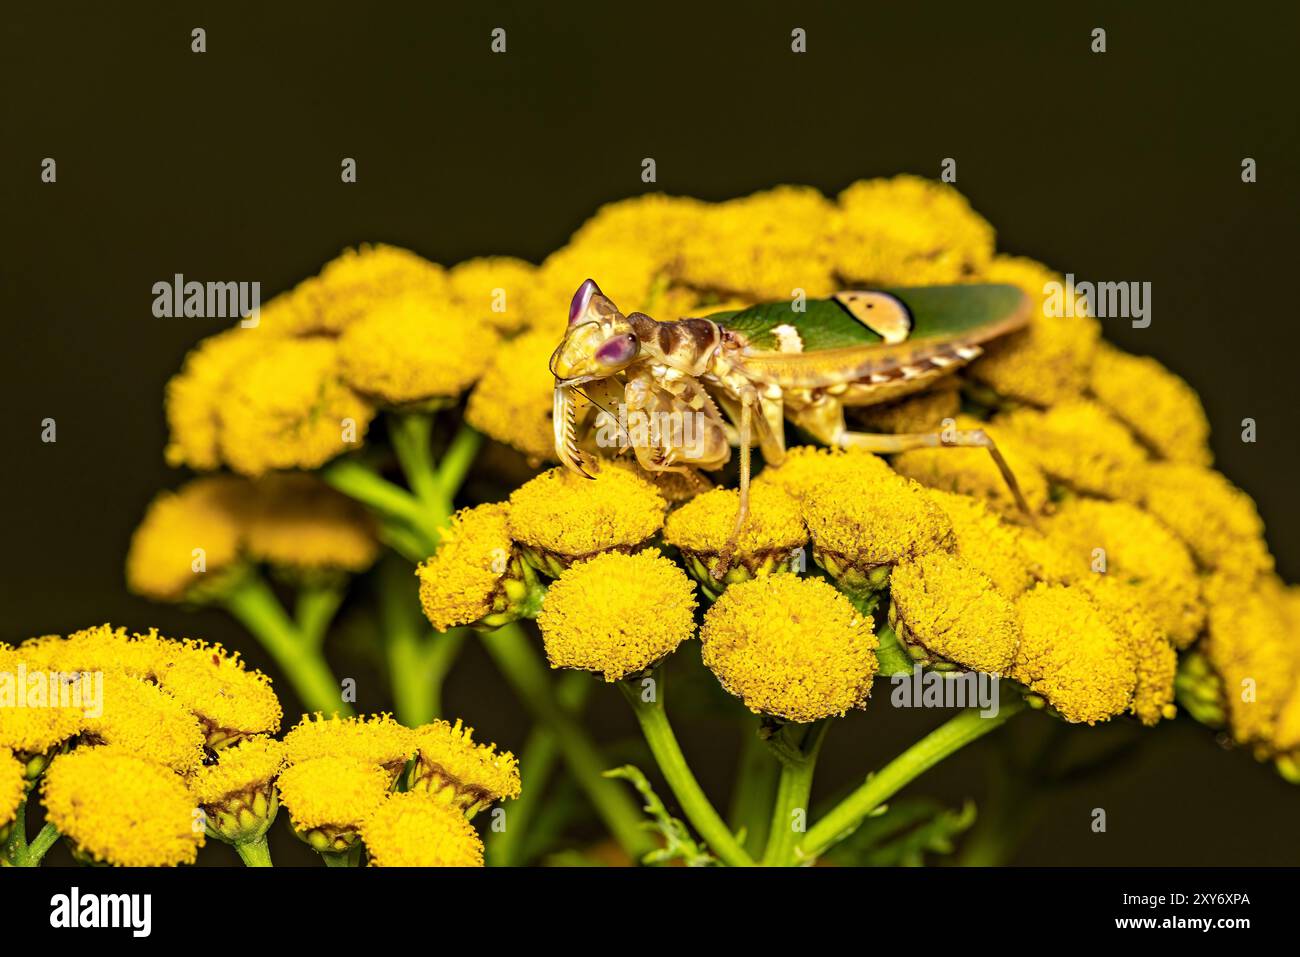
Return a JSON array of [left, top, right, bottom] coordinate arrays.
[[603, 765, 718, 867]]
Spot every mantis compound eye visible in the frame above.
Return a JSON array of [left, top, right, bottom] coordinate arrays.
[[595, 333, 638, 366]]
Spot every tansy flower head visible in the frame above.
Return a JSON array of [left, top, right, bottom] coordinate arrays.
[[892, 416, 1049, 520], [283, 244, 448, 336], [361, 791, 485, 867], [338, 293, 497, 407], [276, 755, 392, 853], [800, 470, 954, 598], [566, 193, 710, 279], [164, 327, 272, 470], [126, 476, 251, 603], [755, 446, 898, 501], [417, 502, 542, 631], [448, 255, 546, 334], [663, 484, 806, 595], [23, 625, 180, 680], [541, 240, 666, 315], [282, 713, 414, 783], [1079, 577, 1177, 726], [926, 490, 1036, 597], [675, 185, 837, 300], [1044, 498, 1204, 647], [701, 576, 878, 723], [155, 641, 282, 748], [1127, 463, 1273, 580], [832, 175, 995, 285], [245, 473, 379, 577], [965, 256, 1101, 407], [41, 748, 205, 867], [187, 736, 286, 844], [1203, 582, 1294, 752], [852, 380, 961, 434], [536, 549, 697, 681], [889, 551, 1021, 674], [1088, 344, 1212, 466], [409, 719, 521, 816], [508, 465, 667, 577], [84, 671, 207, 772], [995, 400, 1148, 499], [467, 329, 566, 464], [0, 646, 88, 771], [0, 748, 23, 842], [217, 338, 374, 476], [1011, 584, 1136, 725]]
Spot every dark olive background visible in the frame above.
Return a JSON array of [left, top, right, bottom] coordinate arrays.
[[2, 1, 1297, 865]]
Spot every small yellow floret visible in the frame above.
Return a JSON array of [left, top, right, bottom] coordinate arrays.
[[41, 748, 205, 867], [466, 329, 565, 463], [283, 244, 448, 336], [663, 484, 806, 557], [1080, 577, 1177, 726], [1203, 583, 1294, 749], [508, 465, 666, 566], [276, 755, 392, 831], [995, 400, 1148, 499], [164, 327, 272, 470], [126, 476, 250, 602], [85, 671, 207, 772], [926, 490, 1036, 597], [700, 576, 878, 723], [448, 256, 546, 334], [1011, 584, 1135, 724], [1088, 344, 1212, 465], [890, 551, 1021, 673], [282, 713, 414, 778], [417, 503, 513, 631], [218, 338, 374, 476], [0, 646, 89, 756], [362, 791, 485, 867], [801, 471, 953, 569], [187, 736, 286, 805], [536, 550, 697, 681], [245, 473, 379, 573], [154, 642, 282, 745], [0, 748, 23, 833], [339, 293, 497, 404], [411, 719, 521, 811], [23, 625, 180, 680]]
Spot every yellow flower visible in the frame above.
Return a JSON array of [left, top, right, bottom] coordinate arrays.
[[1011, 584, 1135, 725], [541, 240, 665, 315], [164, 327, 272, 470], [965, 256, 1101, 407], [186, 736, 286, 844], [852, 380, 961, 434], [154, 642, 282, 748], [508, 465, 667, 576], [1043, 498, 1204, 647], [126, 476, 251, 602], [448, 256, 547, 334], [892, 416, 1049, 520], [995, 400, 1148, 499], [22, 625, 179, 680], [832, 175, 995, 285], [1088, 344, 1212, 465], [1079, 577, 1176, 726], [0, 748, 23, 841], [218, 337, 374, 476], [84, 671, 208, 772], [889, 551, 1021, 674], [925, 490, 1036, 597], [361, 791, 485, 867], [663, 484, 806, 592], [755, 445, 896, 500], [466, 328, 563, 463], [1125, 463, 1273, 579], [41, 748, 205, 867], [0, 645, 87, 771], [567, 193, 710, 279], [701, 576, 878, 723], [281, 244, 448, 336], [1203, 581, 1294, 751], [417, 503, 541, 631], [338, 293, 498, 406], [244, 473, 379, 575], [675, 186, 838, 299], [276, 755, 392, 852], [409, 719, 521, 815], [281, 713, 414, 783], [536, 549, 697, 681], [800, 469, 953, 596]]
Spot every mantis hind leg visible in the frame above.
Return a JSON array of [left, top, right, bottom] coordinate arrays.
[[837, 426, 1039, 526], [712, 391, 756, 580]]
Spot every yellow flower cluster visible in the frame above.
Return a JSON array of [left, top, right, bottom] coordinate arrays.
[[128, 473, 378, 602], [410, 719, 521, 814]]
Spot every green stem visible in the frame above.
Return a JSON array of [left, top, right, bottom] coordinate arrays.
[[222, 573, 353, 717], [619, 673, 755, 867], [320, 846, 361, 867], [295, 581, 344, 651], [321, 457, 440, 554], [233, 835, 273, 867], [799, 699, 1025, 862], [728, 724, 780, 857], [487, 670, 591, 867], [377, 554, 465, 725], [437, 423, 483, 500], [25, 822, 60, 865], [762, 720, 830, 866], [3, 795, 28, 865], [482, 623, 654, 862], [389, 413, 447, 520]]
